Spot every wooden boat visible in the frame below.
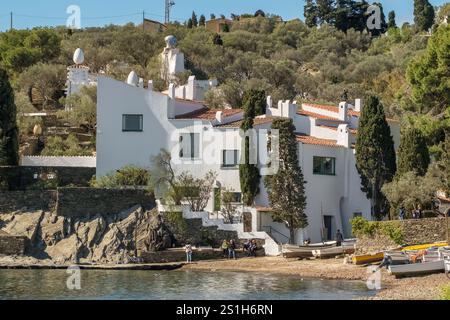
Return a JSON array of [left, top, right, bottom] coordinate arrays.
[[312, 245, 355, 259], [282, 242, 336, 259], [388, 259, 445, 278], [352, 252, 385, 265], [402, 242, 448, 252]]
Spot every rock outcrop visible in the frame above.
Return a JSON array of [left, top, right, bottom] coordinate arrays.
[[0, 206, 173, 265]]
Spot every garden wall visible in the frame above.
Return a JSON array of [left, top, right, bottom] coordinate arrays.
[[56, 188, 155, 218]]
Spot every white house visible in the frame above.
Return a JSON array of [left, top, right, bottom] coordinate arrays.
[[96, 36, 400, 245]]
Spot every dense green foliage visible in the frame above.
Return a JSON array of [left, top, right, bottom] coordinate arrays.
[[396, 127, 430, 177], [265, 118, 308, 244], [41, 134, 91, 156], [239, 90, 261, 206], [0, 69, 19, 165], [414, 0, 435, 32], [90, 165, 151, 189], [355, 96, 396, 219]]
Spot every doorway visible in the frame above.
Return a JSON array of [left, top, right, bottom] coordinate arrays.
[[323, 215, 334, 241]]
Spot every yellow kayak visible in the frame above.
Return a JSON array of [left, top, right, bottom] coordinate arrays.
[[352, 252, 384, 265], [402, 242, 448, 252]]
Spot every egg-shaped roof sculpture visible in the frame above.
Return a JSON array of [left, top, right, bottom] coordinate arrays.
[[127, 71, 139, 86], [165, 35, 177, 48], [73, 48, 85, 65]]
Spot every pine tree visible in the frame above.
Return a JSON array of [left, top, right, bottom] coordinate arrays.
[[304, 0, 319, 28], [414, 0, 435, 32], [191, 11, 198, 27], [355, 96, 396, 220], [334, 0, 351, 32], [0, 68, 19, 166], [388, 10, 397, 29], [187, 18, 193, 29], [239, 90, 261, 206], [316, 0, 335, 25], [265, 118, 307, 244], [397, 128, 430, 177], [199, 14, 206, 27]]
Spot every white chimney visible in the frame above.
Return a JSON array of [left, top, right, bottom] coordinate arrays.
[[355, 99, 363, 113], [338, 102, 348, 121], [337, 124, 350, 148], [215, 111, 223, 123]]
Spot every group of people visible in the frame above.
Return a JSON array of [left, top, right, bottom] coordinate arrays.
[[184, 239, 259, 263], [399, 206, 423, 220]]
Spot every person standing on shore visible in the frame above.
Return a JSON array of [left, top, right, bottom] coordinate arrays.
[[228, 239, 237, 260], [221, 240, 229, 258], [399, 206, 406, 221], [185, 243, 193, 263], [335, 230, 344, 247]]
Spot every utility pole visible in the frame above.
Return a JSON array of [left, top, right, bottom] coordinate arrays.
[[165, 0, 175, 24], [10, 12, 13, 30], [142, 11, 145, 31]]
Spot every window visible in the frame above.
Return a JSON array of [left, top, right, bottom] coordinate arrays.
[[222, 150, 239, 168], [353, 212, 363, 218], [122, 115, 143, 132], [230, 192, 242, 203], [179, 133, 200, 159], [313, 156, 336, 175]]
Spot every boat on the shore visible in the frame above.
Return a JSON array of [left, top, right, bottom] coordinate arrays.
[[402, 242, 448, 252], [388, 259, 445, 278], [352, 252, 385, 265], [282, 241, 337, 259], [312, 245, 355, 259]]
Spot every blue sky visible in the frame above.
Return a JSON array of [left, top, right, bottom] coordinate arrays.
[[0, 0, 447, 31]]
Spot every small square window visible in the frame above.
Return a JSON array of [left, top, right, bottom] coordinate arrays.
[[313, 156, 336, 175], [222, 150, 239, 168], [179, 133, 200, 159], [122, 115, 143, 132]]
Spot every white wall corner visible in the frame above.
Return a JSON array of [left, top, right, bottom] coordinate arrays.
[[266, 96, 273, 111], [138, 78, 144, 88], [337, 124, 350, 148], [168, 83, 176, 99], [339, 102, 348, 121]]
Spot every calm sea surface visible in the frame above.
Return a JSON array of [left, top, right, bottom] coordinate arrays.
[[0, 269, 375, 300]]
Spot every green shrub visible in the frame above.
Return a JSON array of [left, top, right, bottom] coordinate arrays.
[[90, 165, 151, 189], [441, 285, 450, 300], [350, 217, 405, 245]]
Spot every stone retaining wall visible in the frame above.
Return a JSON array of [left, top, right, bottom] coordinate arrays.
[[0, 166, 95, 191], [56, 188, 155, 217], [356, 218, 448, 254], [0, 234, 28, 255], [0, 190, 57, 213]]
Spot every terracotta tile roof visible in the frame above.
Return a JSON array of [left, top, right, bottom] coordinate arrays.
[[255, 206, 273, 212], [296, 133, 343, 148], [303, 103, 361, 117], [175, 108, 243, 120], [215, 116, 275, 128], [297, 110, 343, 121]]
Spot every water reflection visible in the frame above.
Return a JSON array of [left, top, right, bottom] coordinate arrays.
[[0, 269, 374, 300]]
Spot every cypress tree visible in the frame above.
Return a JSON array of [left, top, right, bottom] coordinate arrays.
[[265, 118, 307, 244], [355, 96, 396, 219], [239, 90, 261, 206], [187, 18, 193, 29], [397, 128, 430, 177], [414, 0, 435, 32], [304, 0, 319, 28], [210, 14, 216, 20], [388, 10, 397, 29], [334, 0, 351, 32], [0, 68, 19, 166], [199, 14, 206, 27], [191, 11, 198, 27], [242, 89, 266, 116]]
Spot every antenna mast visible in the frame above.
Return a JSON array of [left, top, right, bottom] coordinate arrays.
[[165, 0, 175, 24]]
